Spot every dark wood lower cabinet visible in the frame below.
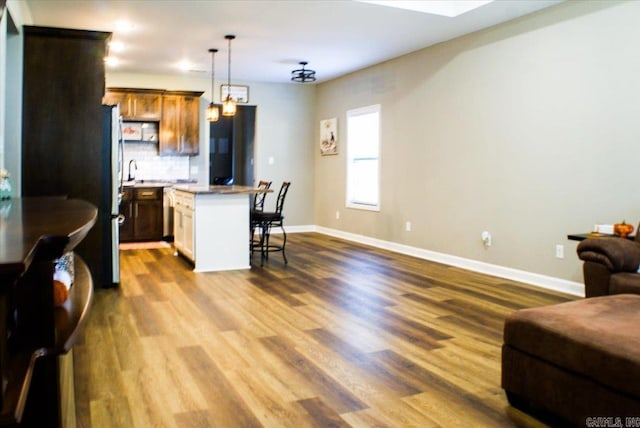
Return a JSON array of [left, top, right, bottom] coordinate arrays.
[[120, 187, 163, 242], [119, 190, 134, 242], [134, 199, 162, 240]]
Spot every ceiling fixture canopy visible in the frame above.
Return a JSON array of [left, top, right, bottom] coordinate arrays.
[[291, 61, 316, 83], [222, 34, 237, 117], [206, 48, 219, 122]]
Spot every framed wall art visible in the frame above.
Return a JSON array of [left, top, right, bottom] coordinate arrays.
[[221, 84, 249, 103], [320, 117, 337, 156]]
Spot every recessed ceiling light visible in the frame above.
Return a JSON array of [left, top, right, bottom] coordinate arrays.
[[176, 60, 206, 73], [115, 20, 134, 33], [109, 41, 124, 53], [105, 56, 120, 67], [177, 60, 193, 72], [357, 0, 493, 17]]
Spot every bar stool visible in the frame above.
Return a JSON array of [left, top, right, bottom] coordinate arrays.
[[251, 181, 291, 266], [250, 180, 272, 252]]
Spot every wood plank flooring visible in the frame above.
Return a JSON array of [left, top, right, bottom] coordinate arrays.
[[74, 232, 573, 427]]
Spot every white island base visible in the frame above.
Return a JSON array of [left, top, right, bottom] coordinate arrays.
[[173, 186, 254, 272]]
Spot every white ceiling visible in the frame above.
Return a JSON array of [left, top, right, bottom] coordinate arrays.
[[22, 0, 563, 84]]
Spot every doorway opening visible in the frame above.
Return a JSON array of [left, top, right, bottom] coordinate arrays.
[[209, 105, 256, 186]]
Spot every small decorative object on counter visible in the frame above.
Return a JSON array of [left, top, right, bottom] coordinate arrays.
[[614, 220, 634, 238], [53, 252, 74, 306], [0, 168, 11, 200]]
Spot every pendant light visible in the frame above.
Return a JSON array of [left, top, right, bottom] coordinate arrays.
[[291, 61, 316, 83], [206, 48, 219, 122], [222, 34, 237, 117]]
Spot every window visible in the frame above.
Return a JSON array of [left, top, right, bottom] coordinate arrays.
[[346, 104, 381, 210]]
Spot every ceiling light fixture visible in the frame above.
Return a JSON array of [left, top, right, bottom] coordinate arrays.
[[206, 48, 220, 122], [105, 56, 120, 67], [291, 61, 316, 83], [178, 60, 193, 72], [109, 41, 125, 53], [222, 34, 237, 117], [115, 20, 134, 33]]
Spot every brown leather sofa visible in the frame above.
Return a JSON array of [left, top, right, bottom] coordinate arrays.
[[501, 236, 640, 424], [502, 295, 640, 425], [577, 236, 640, 297]]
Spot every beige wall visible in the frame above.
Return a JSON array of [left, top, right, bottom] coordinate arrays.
[[314, 0, 640, 283], [107, 72, 316, 226], [10, 1, 639, 287]]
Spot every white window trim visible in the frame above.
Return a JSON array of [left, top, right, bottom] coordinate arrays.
[[345, 104, 381, 212]]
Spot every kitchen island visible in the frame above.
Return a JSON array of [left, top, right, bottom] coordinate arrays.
[[172, 185, 268, 271]]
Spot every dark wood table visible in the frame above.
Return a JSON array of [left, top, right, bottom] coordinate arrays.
[[567, 233, 635, 242], [0, 197, 96, 427]]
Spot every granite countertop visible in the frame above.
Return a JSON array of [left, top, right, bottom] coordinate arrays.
[[123, 179, 196, 188], [172, 184, 268, 195]]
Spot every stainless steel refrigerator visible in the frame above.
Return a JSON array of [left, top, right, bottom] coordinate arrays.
[[102, 104, 124, 287]]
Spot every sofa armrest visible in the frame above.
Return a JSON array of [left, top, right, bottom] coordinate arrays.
[[577, 237, 640, 272]]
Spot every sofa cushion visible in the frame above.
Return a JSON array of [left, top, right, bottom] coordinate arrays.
[[577, 237, 640, 272], [610, 273, 640, 295], [504, 294, 640, 399]]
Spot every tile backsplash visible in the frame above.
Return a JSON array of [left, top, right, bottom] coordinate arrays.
[[123, 143, 190, 181]]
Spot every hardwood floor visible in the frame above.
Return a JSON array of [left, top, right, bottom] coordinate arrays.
[[74, 232, 573, 427]]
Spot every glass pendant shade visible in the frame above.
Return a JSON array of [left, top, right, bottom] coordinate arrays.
[[206, 102, 219, 121], [222, 96, 236, 116]]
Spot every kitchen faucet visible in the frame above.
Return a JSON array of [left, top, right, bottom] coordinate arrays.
[[128, 159, 137, 181]]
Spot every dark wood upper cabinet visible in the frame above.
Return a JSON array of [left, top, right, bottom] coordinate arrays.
[[104, 88, 162, 121], [160, 91, 202, 156], [106, 88, 202, 156]]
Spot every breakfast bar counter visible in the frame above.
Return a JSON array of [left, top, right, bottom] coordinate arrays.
[[171, 184, 262, 195], [172, 185, 268, 271]]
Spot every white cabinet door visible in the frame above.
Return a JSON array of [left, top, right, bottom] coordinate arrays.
[[173, 190, 195, 262], [183, 209, 194, 260], [174, 206, 184, 253]]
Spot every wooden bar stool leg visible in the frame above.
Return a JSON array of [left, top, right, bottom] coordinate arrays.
[[281, 225, 288, 264], [260, 222, 267, 267]]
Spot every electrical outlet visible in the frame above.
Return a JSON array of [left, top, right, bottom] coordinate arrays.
[[555, 244, 564, 259], [481, 231, 492, 247], [336, 210, 340, 220], [405, 221, 412, 232]]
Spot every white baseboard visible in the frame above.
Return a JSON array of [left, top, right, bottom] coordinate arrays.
[[301, 226, 584, 297], [281, 225, 316, 234]]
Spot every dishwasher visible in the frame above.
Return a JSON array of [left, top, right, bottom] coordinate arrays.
[[163, 187, 175, 240]]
